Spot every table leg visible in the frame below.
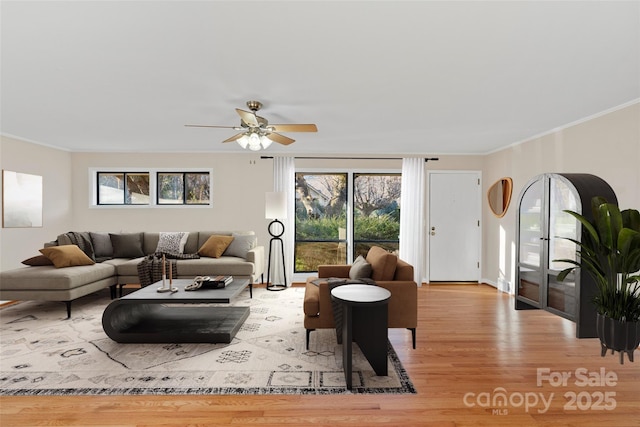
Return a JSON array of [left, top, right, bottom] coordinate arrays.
[[342, 304, 353, 389], [353, 304, 388, 376]]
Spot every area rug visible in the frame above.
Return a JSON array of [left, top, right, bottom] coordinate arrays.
[[0, 286, 415, 396]]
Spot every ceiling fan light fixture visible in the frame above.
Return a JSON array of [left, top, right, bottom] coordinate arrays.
[[260, 135, 273, 149], [236, 134, 250, 149], [247, 133, 262, 151], [187, 100, 317, 150]]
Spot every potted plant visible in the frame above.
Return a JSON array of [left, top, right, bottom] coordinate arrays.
[[556, 196, 640, 364]]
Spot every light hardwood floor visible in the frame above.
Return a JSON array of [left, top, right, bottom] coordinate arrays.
[[1, 283, 639, 426]]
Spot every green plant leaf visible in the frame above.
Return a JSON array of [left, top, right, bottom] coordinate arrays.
[[622, 208, 640, 232], [595, 203, 622, 251], [563, 209, 600, 245], [556, 197, 640, 322]]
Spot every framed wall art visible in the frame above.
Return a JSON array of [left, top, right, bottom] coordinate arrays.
[[2, 170, 43, 228]]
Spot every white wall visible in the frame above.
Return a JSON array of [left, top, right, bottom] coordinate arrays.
[[481, 102, 640, 293], [0, 136, 73, 270]]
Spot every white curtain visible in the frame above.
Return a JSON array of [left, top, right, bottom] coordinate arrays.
[[399, 158, 426, 286], [273, 157, 295, 287]]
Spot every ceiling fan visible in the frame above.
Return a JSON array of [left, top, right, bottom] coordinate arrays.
[[185, 100, 318, 150]]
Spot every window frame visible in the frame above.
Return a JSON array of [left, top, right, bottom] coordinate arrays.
[[156, 171, 211, 205], [293, 168, 401, 276], [90, 167, 213, 208], [96, 171, 151, 206]]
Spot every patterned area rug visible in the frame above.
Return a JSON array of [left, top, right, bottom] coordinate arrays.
[[0, 286, 415, 395]]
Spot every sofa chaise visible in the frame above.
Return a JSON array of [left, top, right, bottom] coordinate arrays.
[[0, 231, 264, 318]]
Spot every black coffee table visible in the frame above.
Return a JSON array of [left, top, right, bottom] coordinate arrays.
[[102, 278, 251, 343], [330, 284, 391, 389]]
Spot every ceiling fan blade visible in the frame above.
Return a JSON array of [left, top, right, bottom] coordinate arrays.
[[222, 133, 245, 143], [235, 108, 260, 127], [185, 124, 238, 129], [266, 132, 295, 145], [270, 124, 318, 132]]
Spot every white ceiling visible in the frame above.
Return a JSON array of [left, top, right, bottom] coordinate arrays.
[[1, 1, 639, 155]]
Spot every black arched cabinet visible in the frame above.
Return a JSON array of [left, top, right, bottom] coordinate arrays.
[[515, 173, 617, 338]]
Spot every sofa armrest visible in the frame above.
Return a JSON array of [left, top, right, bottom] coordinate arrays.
[[246, 246, 265, 279], [377, 280, 418, 328], [317, 264, 351, 278], [306, 279, 336, 317], [394, 259, 414, 281]]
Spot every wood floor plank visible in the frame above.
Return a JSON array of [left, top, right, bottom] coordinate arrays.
[[1, 283, 639, 426]]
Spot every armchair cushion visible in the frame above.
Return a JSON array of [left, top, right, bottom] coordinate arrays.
[[366, 246, 398, 281]]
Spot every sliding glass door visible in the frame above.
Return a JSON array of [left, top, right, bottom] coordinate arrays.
[[294, 172, 400, 272]]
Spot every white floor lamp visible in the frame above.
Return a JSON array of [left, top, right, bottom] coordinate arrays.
[[265, 192, 287, 291]]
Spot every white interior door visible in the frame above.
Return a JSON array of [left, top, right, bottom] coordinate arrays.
[[428, 171, 481, 282]]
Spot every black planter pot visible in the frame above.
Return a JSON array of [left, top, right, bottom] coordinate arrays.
[[596, 313, 640, 364]]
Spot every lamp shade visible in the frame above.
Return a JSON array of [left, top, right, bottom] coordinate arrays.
[[236, 135, 250, 149], [265, 192, 287, 219]]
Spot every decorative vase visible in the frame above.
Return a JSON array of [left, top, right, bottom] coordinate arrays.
[[596, 313, 640, 364]]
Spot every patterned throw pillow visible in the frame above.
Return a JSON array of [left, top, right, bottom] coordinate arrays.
[[155, 232, 189, 254]]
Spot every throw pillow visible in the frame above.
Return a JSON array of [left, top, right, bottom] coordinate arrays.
[[109, 233, 145, 258], [39, 245, 96, 268], [349, 255, 373, 279], [56, 232, 96, 261], [198, 235, 234, 258], [155, 232, 190, 254], [365, 246, 398, 281], [223, 233, 257, 258], [90, 232, 114, 259], [21, 255, 54, 266]]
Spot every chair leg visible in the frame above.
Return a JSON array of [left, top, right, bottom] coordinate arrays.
[[249, 282, 253, 298], [306, 329, 315, 350], [64, 301, 72, 319]]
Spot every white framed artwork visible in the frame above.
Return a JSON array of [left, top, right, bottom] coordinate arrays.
[[2, 170, 43, 228]]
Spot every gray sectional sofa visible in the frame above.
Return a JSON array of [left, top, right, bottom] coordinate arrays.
[[0, 231, 264, 318]]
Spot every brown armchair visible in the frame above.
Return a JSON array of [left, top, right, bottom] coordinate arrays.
[[303, 246, 418, 349]]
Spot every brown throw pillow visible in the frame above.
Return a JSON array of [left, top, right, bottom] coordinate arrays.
[[365, 246, 398, 281], [21, 255, 54, 266], [198, 235, 234, 258], [39, 245, 96, 268]]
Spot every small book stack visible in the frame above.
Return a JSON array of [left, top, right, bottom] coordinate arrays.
[[203, 275, 233, 289]]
